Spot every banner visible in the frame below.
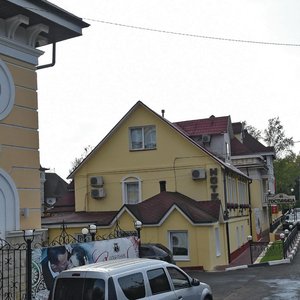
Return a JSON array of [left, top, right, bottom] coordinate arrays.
[[32, 236, 139, 299]]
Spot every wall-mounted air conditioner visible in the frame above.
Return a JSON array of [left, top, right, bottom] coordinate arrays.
[[90, 176, 104, 187], [91, 187, 106, 199], [202, 135, 211, 143], [192, 168, 206, 180]]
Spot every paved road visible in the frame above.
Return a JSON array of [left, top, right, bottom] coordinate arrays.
[[188, 251, 300, 300]]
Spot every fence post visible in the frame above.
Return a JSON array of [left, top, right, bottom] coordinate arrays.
[[23, 230, 35, 300]]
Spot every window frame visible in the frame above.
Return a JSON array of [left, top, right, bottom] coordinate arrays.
[[168, 231, 189, 261], [122, 176, 142, 204], [129, 125, 156, 151]]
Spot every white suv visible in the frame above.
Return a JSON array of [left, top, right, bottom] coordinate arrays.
[[51, 258, 213, 300]]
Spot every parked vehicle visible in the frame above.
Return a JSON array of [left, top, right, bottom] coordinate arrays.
[[140, 243, 176, 264], [50, 258, 213, 300]]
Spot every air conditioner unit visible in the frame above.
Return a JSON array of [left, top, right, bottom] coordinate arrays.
[[192, 168, 206, 180], [90, 176, 104, 187], [91, 188, 106, 199], [202, 135, 211, 143]]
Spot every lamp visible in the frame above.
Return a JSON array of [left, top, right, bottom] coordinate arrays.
[[23, 230, 35, 300], [89, 224, 97, 241], [81, 227, 89, 242], [247, 235, 253, 264], [280, 232, 285, 259], [134, 220, 142, 257]]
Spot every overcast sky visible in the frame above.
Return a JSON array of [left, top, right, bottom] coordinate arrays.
[[38, 0, 300, 180]]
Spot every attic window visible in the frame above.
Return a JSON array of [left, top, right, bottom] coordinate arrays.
[[129, 126, 156, 150]]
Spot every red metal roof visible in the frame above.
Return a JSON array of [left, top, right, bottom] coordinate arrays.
[[174, 116, 230, 136]]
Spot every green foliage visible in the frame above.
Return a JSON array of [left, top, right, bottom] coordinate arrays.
[[263, 117, 294, 157], [69, 145, 93, 174], [274, 153, 300, 199]]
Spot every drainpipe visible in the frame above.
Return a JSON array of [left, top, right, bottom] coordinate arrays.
[[246, 168, 253, 237], [223, 169, 231, 264], [37, 42, 56, 70]]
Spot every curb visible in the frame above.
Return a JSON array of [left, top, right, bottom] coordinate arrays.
[[225, 234, 300, 272]]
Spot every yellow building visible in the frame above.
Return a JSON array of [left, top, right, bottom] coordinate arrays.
[[0, 1, 88, 241], [44, 101, 252, 270]]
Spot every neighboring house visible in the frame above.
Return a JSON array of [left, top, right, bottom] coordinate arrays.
[[43, 101, 252, 271], [231, 122, 276, 241], [0, 1, 88, 241]]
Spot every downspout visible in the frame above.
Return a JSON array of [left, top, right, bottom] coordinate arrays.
[[223, 169, 231, 264], [246, 167, 253, 237], [37, 43, 56, 70]]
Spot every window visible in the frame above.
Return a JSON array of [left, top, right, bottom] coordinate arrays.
[[129, 125, 156, 150], [167, 267, 190, 290], [147, 268, 171, 294], [238, 181, 247, 204], [118, 272, 145, 299], [169, 231, 189, 260], [215, 227, 221, 257], [54, 278, 105, 300], [122, 177, 142, 204]]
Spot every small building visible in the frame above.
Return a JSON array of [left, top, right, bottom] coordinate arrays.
[[43, 101, 252, 270]]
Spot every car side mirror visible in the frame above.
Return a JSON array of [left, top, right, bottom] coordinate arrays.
[[191, 278, 200, 286]]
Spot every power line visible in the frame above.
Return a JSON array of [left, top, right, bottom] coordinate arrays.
[[22, 6, 300, 47], [85, 18, 300, 47]]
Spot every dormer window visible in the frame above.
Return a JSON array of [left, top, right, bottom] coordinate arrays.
[[129, 125, 156, 150]]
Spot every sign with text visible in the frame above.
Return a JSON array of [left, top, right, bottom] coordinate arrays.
[[268, 193, 296, 205]]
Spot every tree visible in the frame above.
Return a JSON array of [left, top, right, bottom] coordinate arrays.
[[274, 153, 300, 204], [263, 117, 294, 157], [69, 145, 93, 174], [243, 121, 262, 140]]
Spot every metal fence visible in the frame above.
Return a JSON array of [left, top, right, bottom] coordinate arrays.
[[0, 239, 27, 300], [0, 222, 137, 300]]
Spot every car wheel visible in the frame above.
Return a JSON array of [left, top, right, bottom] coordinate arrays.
[[203, 296, 212, 300]]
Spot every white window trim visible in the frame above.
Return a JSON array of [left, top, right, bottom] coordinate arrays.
[[168, 231, 189, 261], [121, 176, 142, 204], [129, 125, 156, 150]]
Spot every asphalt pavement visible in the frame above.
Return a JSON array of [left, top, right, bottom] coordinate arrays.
[[188, 235, 300, 299]]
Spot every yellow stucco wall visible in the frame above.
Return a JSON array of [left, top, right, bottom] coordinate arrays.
[[74, 104, 223, 212], [0, 54, 41, 229]]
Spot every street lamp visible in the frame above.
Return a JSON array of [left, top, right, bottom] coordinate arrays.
[[134, 220, 142, 257], [81, 227, 89, 242], [280, 232, 285, 259], [284, 229, 289, 237], [247, 235, 253, 264], [23, 229, 35, 300], [89, 224, 97, 241]]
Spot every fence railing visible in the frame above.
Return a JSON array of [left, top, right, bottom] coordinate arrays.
[[0, 221, 137, 300]]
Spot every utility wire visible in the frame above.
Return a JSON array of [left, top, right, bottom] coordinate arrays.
[[22, 6, 300, 47], [84, 17, 300, 47]]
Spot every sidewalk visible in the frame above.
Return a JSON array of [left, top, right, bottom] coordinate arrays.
[[226, 233, 300, 271]]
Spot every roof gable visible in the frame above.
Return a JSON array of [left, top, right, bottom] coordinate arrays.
[[122, 191, 221, 225]]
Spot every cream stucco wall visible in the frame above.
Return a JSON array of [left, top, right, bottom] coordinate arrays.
[[0, 54, 41, 231]]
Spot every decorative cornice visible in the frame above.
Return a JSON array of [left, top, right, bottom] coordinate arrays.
[[0, 14, 47, 65]]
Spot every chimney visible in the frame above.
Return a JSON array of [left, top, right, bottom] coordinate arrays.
[[161, 109, 165, 118], [159, 181, 166, 192]]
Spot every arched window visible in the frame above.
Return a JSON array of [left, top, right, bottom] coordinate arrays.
[[0, 169, 20, 239], [122, 176, 142, 204]]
